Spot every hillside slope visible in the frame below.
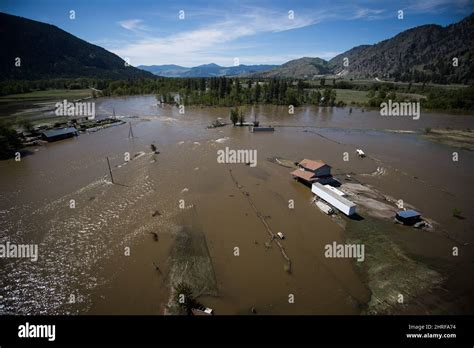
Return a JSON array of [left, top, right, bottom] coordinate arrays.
[[329, 14, 474, 83], [0, 12, 154, 80]]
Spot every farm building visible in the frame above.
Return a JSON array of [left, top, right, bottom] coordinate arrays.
[[291, 159, 332, 185], [41, 127, 78, 142], [395, 210, 421, 225], [298, 159, 331, 176], [311, 182, 357, 216]]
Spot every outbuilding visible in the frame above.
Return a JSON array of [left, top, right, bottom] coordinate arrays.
[[395, 210, 421, 225], [41, 127, 78, 142], [291, 159, 332, 186]]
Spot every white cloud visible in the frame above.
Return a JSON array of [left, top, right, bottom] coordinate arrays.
[[118, 19, 148, 31], [110, 8, 336, 66], [352, 8, 386, 20], [106, 2, 463, 66], [407, 0, 471, 12]]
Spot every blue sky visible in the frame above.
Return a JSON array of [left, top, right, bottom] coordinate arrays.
[[1, 0, 473, 67]]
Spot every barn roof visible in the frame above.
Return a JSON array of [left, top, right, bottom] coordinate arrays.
[[41, 127, 77, 138], [290, 169, 317, 182], [299, 159, 329, 171]]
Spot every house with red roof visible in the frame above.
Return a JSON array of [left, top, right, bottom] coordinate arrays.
[[290, 159, 332, 186]]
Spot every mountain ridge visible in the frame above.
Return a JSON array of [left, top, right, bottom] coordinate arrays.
[[255, 14, 473, 83], [1, 11, 473, 83], [0, 12, 154, 80]]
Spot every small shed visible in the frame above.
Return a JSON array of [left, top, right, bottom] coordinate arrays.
[[395, 210, 421, 225], [41, 127, 78, 142]]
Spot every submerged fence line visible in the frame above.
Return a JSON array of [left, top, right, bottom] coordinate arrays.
[[228, 169, 292, 273]]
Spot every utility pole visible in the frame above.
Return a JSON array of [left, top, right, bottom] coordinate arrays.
[[128, 122, 135, 138], [106, 156, 115, 184]]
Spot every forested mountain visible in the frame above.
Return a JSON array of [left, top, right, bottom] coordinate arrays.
[[250, 57, 331, 79], [0, 12, 154, 80], [329, 13, 474, 83], [249, 14, 474, 83]]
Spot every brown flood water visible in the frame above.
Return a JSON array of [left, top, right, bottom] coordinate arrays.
[[0, 95, 473, 315]]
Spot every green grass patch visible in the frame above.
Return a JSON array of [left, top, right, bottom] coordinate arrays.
[[334, 89, 369, 104], [0, 89, 92, 102]]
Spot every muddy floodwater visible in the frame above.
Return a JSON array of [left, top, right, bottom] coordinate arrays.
[[1, 95, 473, 315]]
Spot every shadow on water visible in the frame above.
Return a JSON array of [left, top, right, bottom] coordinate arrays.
[[348, 213, 364, 221]]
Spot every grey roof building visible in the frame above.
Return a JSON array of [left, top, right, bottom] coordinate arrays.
[[41, 127, 78, 142]]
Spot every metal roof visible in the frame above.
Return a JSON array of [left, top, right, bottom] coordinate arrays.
[[397, 210, 421, 218], [42, 127, 77, 138], [291, 169, 317, 181], [299, 159, 329, 171]]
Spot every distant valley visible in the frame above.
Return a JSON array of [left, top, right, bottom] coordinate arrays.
[[138, 63, 277, 78]]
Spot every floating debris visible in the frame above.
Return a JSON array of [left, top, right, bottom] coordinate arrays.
[[208, 118, 227, 128], [215, 137, 230, 144], [356, 149, 366, 158]]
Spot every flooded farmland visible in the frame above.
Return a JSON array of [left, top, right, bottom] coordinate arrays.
[[1, 95, 473, 315]]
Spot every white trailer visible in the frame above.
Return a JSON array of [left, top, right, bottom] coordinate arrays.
[[312, 183, 357, 216], [324, 184, 347, 197]]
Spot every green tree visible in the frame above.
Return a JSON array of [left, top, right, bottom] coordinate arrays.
[[238, 108, 245, 125], [0, 122, 22, 160], [230, 107, 239, 126], [254, 82, 261, 103], [285, 88, 300, 106], [173, 282, 201, 315], [18, 118, 34, 133]]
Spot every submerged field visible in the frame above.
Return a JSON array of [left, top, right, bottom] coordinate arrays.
[[0, 89, 93, 124], [0, 95, 473, 315]]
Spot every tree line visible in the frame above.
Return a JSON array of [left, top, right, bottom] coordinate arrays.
[[158, 77, 339, 107]]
